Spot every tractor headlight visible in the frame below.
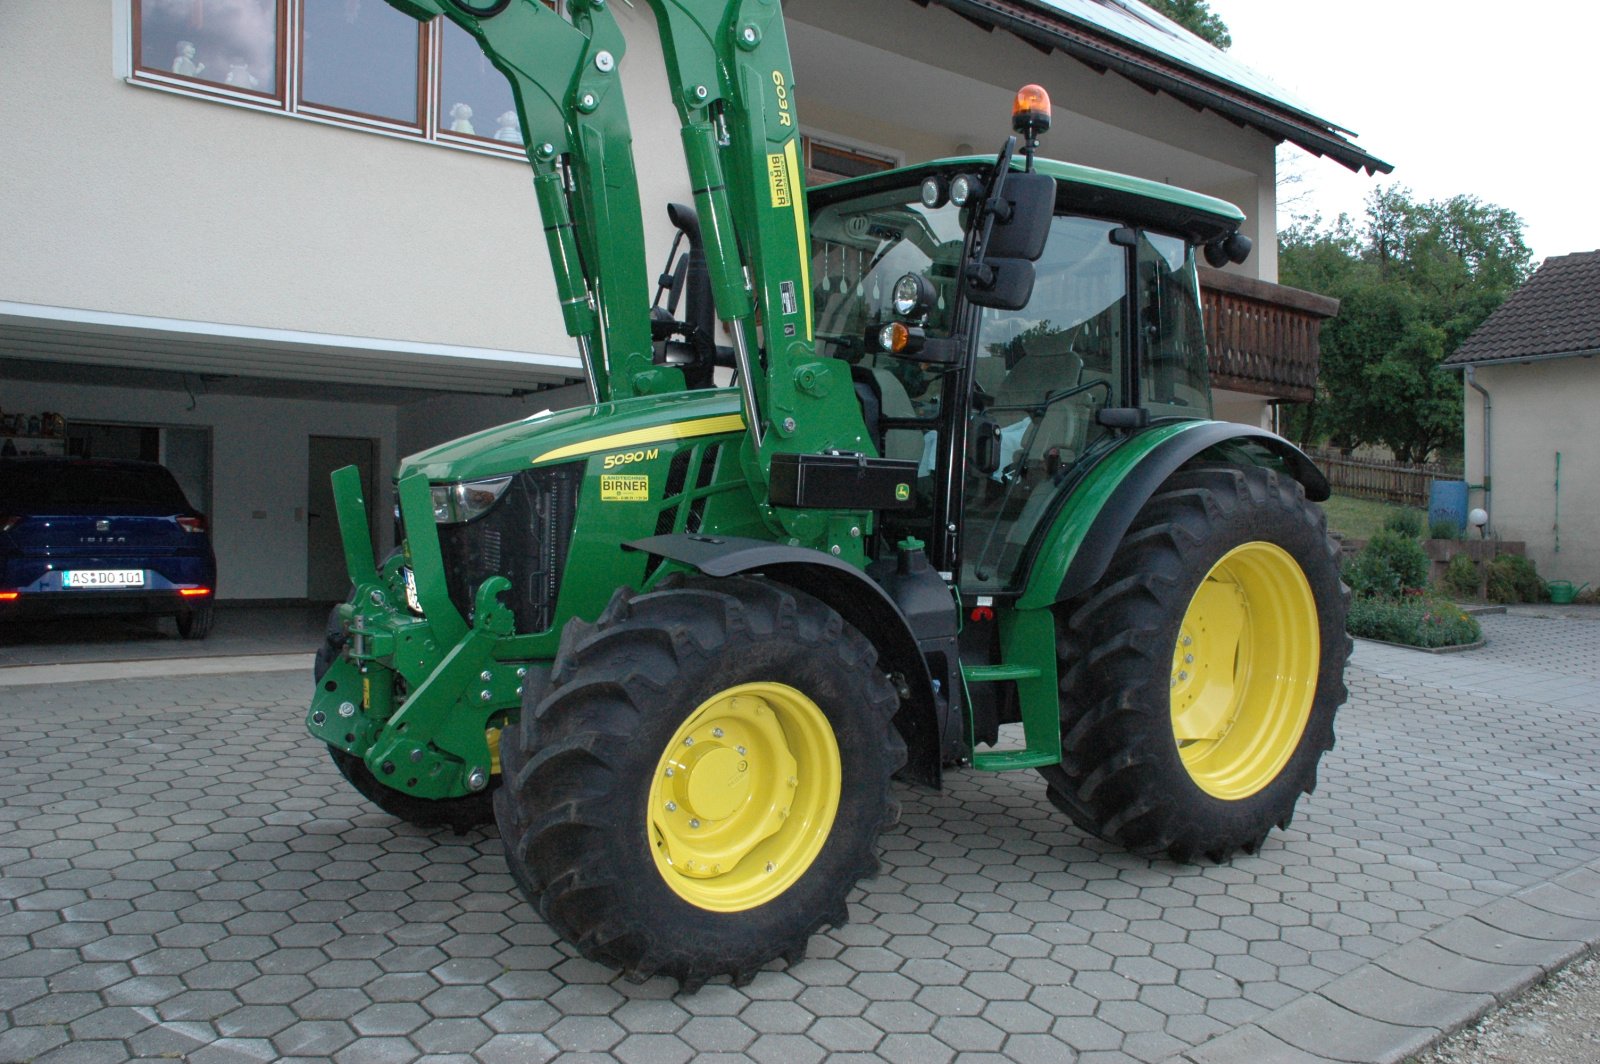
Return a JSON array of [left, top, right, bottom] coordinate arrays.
[[891, 272, 934, 318], [431, 475, 513, 524], [949, 172, 982, 207]]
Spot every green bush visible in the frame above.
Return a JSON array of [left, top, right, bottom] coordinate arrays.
[[1347, 593, 1482, 648], [1427, 516, 1463, 540], [1440, 553, 1480, 599], [1383, 509, 1425, 538], [1344, 530, 1431, 598], [1485, 554, 1546, 603]]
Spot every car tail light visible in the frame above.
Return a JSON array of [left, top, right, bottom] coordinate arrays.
[[0, 516, 21, 533], [179, 588, 212, 597], [0, 591, 18, 601], [176, 515, 207, 534]]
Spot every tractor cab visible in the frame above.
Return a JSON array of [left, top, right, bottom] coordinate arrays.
[[806, 153, 1248, 595]]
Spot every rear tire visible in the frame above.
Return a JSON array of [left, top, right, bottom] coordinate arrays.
[[314, 604, 496, 833], [1040, 465, 1349, 862], [495, 575, 904, 987], [176, 604, 213, 640]]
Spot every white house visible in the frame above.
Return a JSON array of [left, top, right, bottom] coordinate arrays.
[[0, 0, 1386, 602]]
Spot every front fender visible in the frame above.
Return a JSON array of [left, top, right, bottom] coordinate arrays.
[[625, 533, 949, 787], [1016, 421, 1328, 609]]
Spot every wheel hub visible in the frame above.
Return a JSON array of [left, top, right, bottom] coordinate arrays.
[[1170, 541, 1319, 801], [648, 683, 840, 911]]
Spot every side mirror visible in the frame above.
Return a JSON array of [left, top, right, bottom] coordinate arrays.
[[985, 171, 1055, 262], [963, 257, 1035, 311], [970, 418, 1001, 475]]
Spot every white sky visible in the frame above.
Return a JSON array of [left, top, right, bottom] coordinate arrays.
[[1213, 0, 1600, 263]]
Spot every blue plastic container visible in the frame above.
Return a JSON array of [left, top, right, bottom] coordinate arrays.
[[1429, 480, 1469, 531]]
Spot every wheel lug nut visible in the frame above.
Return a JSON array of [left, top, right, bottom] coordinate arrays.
[[787, 776, 797, 788], [664, 768, 674, 777], [737, 745, 746, 755], [1179, 671, 1189, 681], [666, 801, 677, 812], [1182, 635, 1193, 646], [689, 818, 700, 829], [683, 737, 694, 747], [1184, 654, 1194, 664], [712, 727, 724, 738]]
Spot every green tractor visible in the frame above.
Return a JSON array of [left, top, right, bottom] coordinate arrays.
[[309, 0, 1349, 986]]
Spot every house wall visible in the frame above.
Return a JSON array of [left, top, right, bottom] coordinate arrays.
[[3, 379, 399, 601], [1462, 359, 1600, 582], [0, 1, 689, 356], [0, 1, 1278, 353]]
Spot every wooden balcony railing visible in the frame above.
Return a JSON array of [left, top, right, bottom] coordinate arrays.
[[1200, 268, 1340, 402]]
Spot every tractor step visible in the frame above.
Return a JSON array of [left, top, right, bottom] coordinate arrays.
[[961, 612, 1060, 773]]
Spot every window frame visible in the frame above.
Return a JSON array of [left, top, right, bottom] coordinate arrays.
[[293, 0, 431, 135], [131, 0, 291, 109], [126, 0, 527, 160]]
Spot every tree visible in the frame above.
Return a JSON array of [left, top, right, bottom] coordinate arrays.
[[1144, 0, 1232, 50], [1279, 187, 1532, 464]]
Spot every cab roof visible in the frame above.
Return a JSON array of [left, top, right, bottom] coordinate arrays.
[[810, 155, 1245, 246]]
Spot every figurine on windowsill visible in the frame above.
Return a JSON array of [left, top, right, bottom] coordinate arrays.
[[172, 40, 206, 78], [449, 103, 475, 134], [492, 111, 523, 144], [224, 59, 259, 90]]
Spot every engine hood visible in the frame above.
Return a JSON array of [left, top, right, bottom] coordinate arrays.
[[400, 388, 746, 483]]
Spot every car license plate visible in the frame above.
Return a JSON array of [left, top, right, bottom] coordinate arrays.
[[63, 569, 146, 588]]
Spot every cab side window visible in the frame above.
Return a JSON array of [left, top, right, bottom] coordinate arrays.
[[962, 216, 1126, 589]]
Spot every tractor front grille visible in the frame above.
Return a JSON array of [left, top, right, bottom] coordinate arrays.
[[436, 463, 584, 635]]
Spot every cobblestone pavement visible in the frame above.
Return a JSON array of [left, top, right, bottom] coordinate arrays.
[[1, 612, 1598, 1064]]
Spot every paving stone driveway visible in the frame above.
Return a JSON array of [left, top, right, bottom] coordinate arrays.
[[1, 611, 1598, 1064]]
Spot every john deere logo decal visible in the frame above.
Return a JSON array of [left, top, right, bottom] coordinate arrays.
[[895, 483, 910, 501]]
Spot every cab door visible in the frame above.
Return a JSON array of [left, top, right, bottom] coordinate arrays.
[[959, 215, 1129, 591]]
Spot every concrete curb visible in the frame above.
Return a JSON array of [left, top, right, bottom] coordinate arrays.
[[0, 652, 314, 686], [1177, 857, 1600, 1064], [1353, 636, 1486, 656]]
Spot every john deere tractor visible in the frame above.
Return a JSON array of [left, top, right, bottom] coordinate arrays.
[[309, 0, 1349, 986]]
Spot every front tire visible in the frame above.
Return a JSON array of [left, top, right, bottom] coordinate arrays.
[[495, 575, 904, 987], [1040, 464, 1349, 862]]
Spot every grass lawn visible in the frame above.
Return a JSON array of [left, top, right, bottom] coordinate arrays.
[[1319, 493, 1418, 541]]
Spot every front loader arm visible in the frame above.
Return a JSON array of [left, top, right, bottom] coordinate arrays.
[[643, 0, 874, 541], [386, 0, 667, 402], [389, 0, 877, 547]]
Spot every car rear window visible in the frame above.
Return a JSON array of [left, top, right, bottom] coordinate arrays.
[[0, 463, 191, 509]]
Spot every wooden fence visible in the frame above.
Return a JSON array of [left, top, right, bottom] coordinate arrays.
[[1306, 448, 1463, 508]]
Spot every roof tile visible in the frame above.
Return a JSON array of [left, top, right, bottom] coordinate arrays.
[[1445, 251, 1600, 366]]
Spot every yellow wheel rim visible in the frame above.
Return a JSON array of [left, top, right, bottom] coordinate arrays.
[[1170, 542, 1319, 801], [647, 682, 841, 912]]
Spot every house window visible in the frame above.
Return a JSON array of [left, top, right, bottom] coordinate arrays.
[[128, 0, 554, 155], [803, 136, 898, 187], [438, 18, 521, 146], [136, 0, 285, 100], [299, 0, 424, 128]]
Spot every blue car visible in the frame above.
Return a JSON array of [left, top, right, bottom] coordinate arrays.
[[0, 457, 217, 638]]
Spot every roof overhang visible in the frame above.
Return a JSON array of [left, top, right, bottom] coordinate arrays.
[[0, 301, 581, 398], [921, 0, 1393, 175], [1445, 349, 1600, 370]]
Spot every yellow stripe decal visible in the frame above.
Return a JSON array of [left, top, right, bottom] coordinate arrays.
[[532, 414, 747, 465], [784, 138, 813, 341]]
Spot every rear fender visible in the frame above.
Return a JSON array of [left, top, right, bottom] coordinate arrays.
[[625, 533, 949, 787], [1016, 422, 1329, 609]]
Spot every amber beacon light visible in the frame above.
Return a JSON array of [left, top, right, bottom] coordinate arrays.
[[1012, 84, 1051, 136]]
